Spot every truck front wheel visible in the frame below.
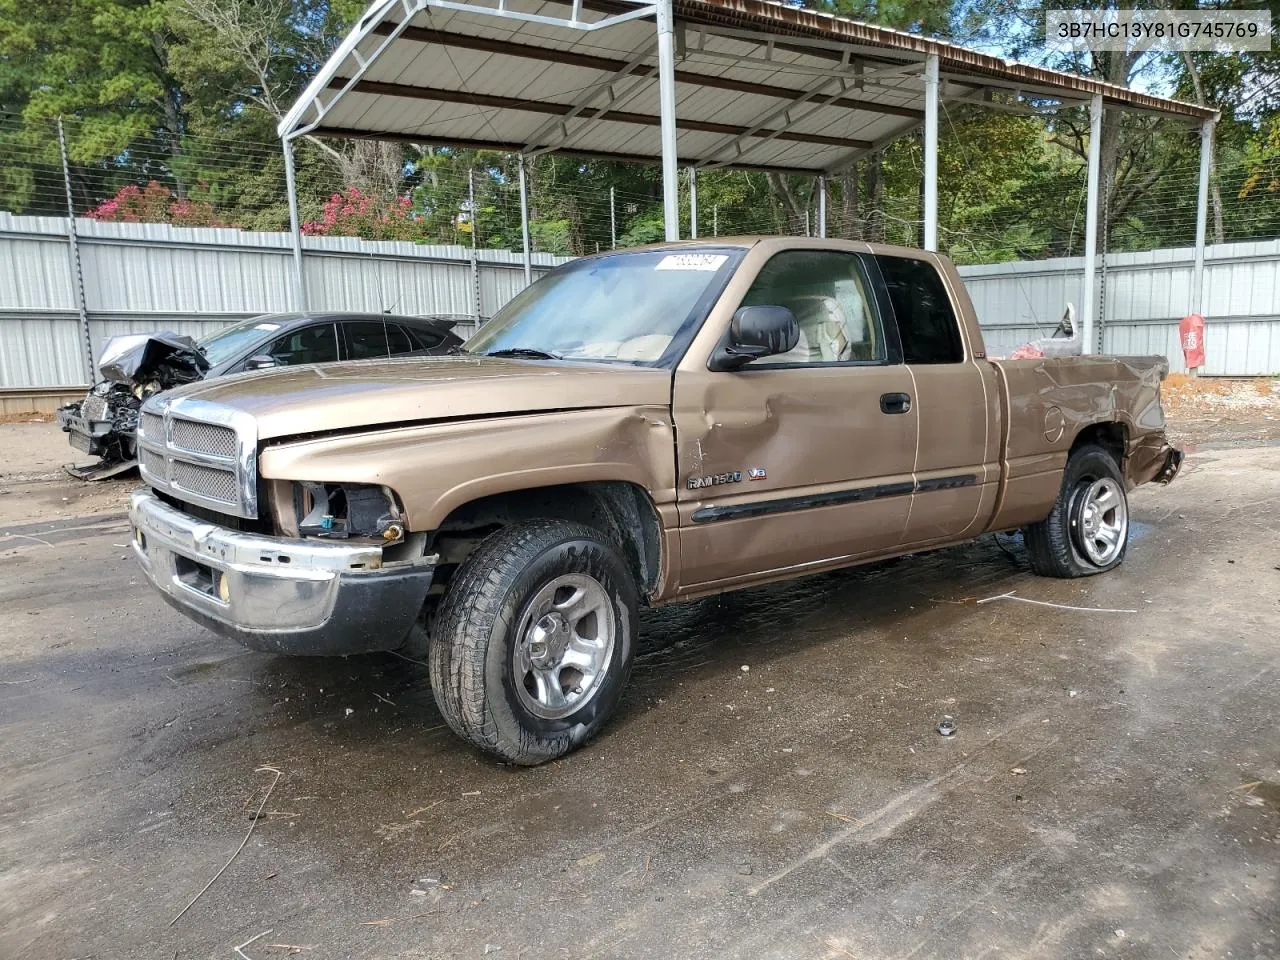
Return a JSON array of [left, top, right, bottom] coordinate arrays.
[[1024, 443, 1130, 578], [428, 520, 638, 764]]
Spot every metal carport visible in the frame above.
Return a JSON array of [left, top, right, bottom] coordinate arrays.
[[278, 0, 1218, 353]]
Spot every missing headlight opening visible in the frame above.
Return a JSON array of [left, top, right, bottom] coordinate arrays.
[[296, 481, 405, 543]]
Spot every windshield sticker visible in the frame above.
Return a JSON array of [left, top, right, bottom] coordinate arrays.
[[655, 254, 728, 272], [254, 323, 281, 331]]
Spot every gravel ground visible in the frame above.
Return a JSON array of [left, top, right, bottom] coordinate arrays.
[[1163, 376, 1280, 448]]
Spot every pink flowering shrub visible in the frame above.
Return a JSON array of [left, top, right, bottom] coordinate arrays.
[[302, 187, 420, 240], [87, 181, 226, 226]]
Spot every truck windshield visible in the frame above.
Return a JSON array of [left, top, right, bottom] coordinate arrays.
[[465, 249, 741, 365]]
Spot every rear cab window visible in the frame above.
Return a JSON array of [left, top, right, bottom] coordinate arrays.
[[873, 255, 965, 364]]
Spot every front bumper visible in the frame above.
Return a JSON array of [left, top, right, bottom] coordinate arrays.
[[129, 491, 434, 655], [56, 406, 114, 457]]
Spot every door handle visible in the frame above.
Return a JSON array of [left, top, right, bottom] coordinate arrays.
[[880, 392, 912, 415]]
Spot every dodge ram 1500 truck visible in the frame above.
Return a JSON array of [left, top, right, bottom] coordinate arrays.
[[129, 238, 1182, 764]]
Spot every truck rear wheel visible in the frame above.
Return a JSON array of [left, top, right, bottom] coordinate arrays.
[[428, 520, 637, 764], [1024, 443, 1129, 579]]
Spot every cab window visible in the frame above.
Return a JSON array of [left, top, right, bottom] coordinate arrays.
[[266, 323, 339, 366], [874, 255, 964, 364], [740, 250, 887, 365], [344, 320, 390, 360]]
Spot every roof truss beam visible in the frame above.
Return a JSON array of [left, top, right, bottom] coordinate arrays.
[[687, 21, 925, 68], [404, 0, 659, 33], [335, 78, 873, 150], [520, 39, 657, 155], [699, 73, 857, 170], [946, 85, 1086, 116], [370, 22, 924, 120], [309, 126, 821, 174], [936, 70, 1201, 120]]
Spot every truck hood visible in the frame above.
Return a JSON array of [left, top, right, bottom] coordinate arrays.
[[163, 356, 673, 440]]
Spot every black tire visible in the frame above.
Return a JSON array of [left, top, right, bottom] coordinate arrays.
[[428, 519, 638, 765], [1024, 443, 1129, 579]]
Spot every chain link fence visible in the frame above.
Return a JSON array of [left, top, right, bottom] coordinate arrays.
[[5, 113, 1280, 265]]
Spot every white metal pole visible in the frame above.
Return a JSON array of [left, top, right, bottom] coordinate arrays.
[[56, 118, 95, 383], [282, 136, 308, 311], [656, 0, 680, 241], [610, 186, 617, 248], [518, 154, 532, 286], [922, 53, 939, 252], [713, 204, 718, 236], [1191, 118, 1214, 318], [689, 167, 698, 239], [817, 176, 827, 239], [1081, 94, 1103, 356]]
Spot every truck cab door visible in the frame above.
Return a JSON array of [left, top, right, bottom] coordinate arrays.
[[870, 254, 1001, 545], [672, 247, 918, 593]]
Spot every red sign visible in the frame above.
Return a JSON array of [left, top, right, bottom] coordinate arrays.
[[1179, 314, 1206, 369]]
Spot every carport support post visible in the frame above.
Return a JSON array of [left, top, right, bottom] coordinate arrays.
[[610, 186, 617, 248], [656, 0, 680, 241], [1191, 118, 1214, 323], [922, 53, 939, 252], [518, 154, 532, 286], [1081, 94, 1103, 357], [689, 167, 698, 239], [817, 176, 827, 238], [282, 136, 308, 312]]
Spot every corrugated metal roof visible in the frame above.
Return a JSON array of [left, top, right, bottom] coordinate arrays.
[[281, 0, 1215, 174]]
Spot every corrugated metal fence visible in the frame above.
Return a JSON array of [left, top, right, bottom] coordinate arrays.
[[961, 242, 1280, 375], [3, 212, 1279, 396], [0, 212, 568, 393]]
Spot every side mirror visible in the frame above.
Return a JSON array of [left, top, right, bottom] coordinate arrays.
[[709, 305, 800, 371], [245, 354, 280, 371]]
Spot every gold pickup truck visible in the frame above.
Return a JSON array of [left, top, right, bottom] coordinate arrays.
[[129, 238, 1181, 763]]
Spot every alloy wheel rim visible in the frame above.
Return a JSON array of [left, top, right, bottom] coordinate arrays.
[[1074, 477, 1128, 566], [513, 573, 616, 720]]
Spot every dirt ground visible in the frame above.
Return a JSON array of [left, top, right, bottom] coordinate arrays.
[[1162, 375, 1280, 450], [0, 420, 139, 527], [1, 405, 1278, 960]]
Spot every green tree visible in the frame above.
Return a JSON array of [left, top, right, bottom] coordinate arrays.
[[0, 0, 183, 212]]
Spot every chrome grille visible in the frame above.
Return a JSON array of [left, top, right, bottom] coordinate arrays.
[[170, 460, 238, 504], [140, 411, 164, 441], [82, 394, 108, 422], [137, 396, 257, 519], [171, 418, 236, 458], [140, 447, 166, 479]]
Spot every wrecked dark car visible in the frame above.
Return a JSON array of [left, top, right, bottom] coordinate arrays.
[[57, 312, 465, 479], [56, 333, 207, 479]]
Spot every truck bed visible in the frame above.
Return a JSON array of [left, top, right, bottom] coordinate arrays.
[[988, 354, 1174, 531]]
